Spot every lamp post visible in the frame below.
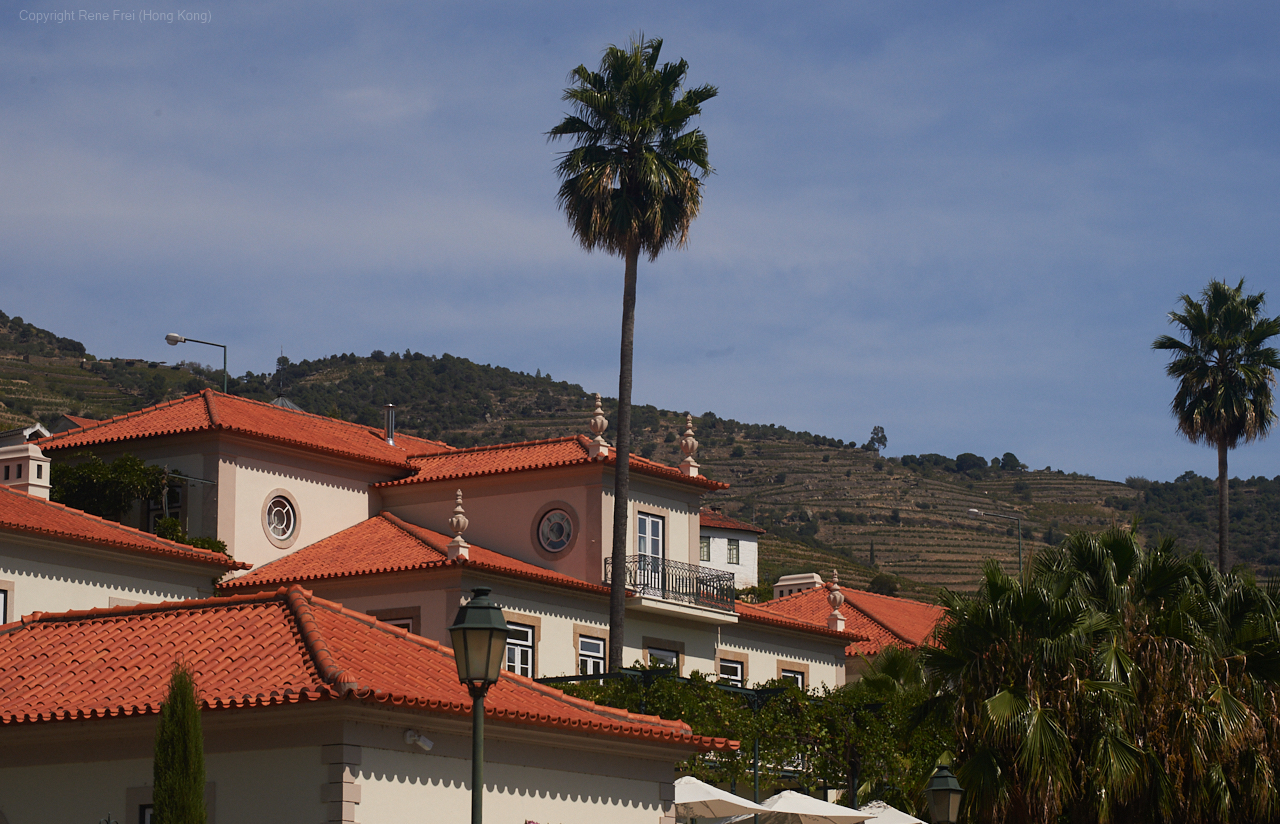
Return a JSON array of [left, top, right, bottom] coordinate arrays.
[[969, 508, 1023, 576], [165, 333, 227, 393], [448, 586, 509, 824], [925, 764, 964, 824]]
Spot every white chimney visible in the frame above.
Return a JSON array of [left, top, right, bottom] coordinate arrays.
[[0, 424, 52, 500]]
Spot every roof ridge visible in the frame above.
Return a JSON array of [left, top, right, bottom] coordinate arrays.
[[379, 511, 451, 554], [202, 387, 221, 428], [411, 434, 585, 459], [283, 584, 355, 694]]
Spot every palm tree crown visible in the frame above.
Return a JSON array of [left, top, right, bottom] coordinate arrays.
[[1152, 279, 1280, 571], [548, 36, 717, 259]]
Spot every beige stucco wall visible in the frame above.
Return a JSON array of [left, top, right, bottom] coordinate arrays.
[[716, 622, 847, 690], [0, 533, 220, 620], [0, 746, 326, 824]]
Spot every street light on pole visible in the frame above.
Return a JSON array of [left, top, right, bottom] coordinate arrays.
[[969, 508, 1023, 576], [448, 587, 509, 824], [165, 333, 227, 393], [926, 763, 964, 823]]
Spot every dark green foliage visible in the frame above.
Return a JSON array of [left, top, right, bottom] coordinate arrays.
[[153, 662, 206, 824], [1001, 452, 1024, 471], [955, 452, 986, 474], [154, 517, 228, 555], [561, 659, 951, 813], [868, 572, 899, 596], [861, 425, 887, 452], [50, 452, 166, 520]]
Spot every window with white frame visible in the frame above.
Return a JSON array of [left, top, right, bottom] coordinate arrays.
[[700, 536, 710, 562], [637, 513, 664, 561], [579, 635, 606, 675], [140, 804, 153, 824], [504, 622, 535, 678], [719, 659, 744, 687], [0, 588, 7, 624], [727, 538, 740, 565], [780, 669, 805, 689], [383, 617, 413, 633]]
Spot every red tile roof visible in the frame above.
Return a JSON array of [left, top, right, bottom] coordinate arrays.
[[63, 415, 97, 429], [379, 435, 729, 491], [734, 598, 870, 643], [0, 586, 735, 751], [753, 584, 945, 657], [700, 508, 765, 534], [38, 389, 452, 469], [221, 512, 609, 595], [0, 485, 246, 571]]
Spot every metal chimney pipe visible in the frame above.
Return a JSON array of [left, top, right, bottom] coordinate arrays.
[[384, 404, 395, 445]]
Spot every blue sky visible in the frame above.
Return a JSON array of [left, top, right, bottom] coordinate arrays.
[[4, 1, 1279, 483]]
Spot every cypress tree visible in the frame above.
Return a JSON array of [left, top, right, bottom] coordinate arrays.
[[153, 661, 206, 824]]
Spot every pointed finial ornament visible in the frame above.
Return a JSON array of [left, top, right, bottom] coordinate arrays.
[[826, 571, 846, 630], [447, 489, 470, 560], [679, 414, 700, 476], [587, 393, 611, 461]]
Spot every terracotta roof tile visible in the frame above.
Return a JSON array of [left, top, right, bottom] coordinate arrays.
[[752, 584, 946, 657], [734, 599, 869, 643], [700, 508, 766, 534], [0, 586, 735, 751], [0, 485, 246, 570], [38, 389, 452, 468], [221, 512, 609, 595], [378, 435, 728, 491]]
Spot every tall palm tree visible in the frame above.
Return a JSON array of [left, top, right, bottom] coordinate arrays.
[[548, 36, 716, 670], [1152, 279, 1280, 573]]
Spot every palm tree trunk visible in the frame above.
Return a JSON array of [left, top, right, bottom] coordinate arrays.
[[608, 242, 639, 671], [1218, 441, 1228, 573]]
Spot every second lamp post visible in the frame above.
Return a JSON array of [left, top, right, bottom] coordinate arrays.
[[449, 586, 509, 824]]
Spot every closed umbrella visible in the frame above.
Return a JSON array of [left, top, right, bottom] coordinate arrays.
[[855, 800, 926, 824], [673, 776, 769, 819]]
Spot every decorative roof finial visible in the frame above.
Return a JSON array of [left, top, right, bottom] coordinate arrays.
[[679, 414, 700, 477], [826, 571, 846, 630], [447, 489, 470, 560], [587, 394, 610, 461]]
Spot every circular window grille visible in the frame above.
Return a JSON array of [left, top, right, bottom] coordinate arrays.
[[265, 496, 296, 541], [538, 509, 573, 552]]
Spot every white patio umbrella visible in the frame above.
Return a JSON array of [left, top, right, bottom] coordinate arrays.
[[855, 800, 926, 824], [726, 790, 873, 824], [673, 775, 769, 819]]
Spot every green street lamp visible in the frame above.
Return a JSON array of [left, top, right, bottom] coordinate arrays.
[[165, 333, 228, 393], [969, 508, 1023, 576], [449, 586, 509, 824], [926, 764, 964, 824]]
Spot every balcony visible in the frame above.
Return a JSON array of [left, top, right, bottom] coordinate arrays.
[[604, 555, 737, 617]]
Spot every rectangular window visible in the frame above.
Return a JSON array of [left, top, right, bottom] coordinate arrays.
[[579, 635, 606, 675], [700, 536, 710, 562], [3, 466, 8, 481], [140, 805, 153, 824], [719, 659, 744, 687], [648, 647, 679, 670], [0, 588, 7, 624], [727, 538, 740, 565], [36, 464, 42, 479], [780, 669, 805, 689], [14, 465, 20, 479], [504, 622, 535, 678], [383, 617, 414, 632], [637, 513, 665, 559]]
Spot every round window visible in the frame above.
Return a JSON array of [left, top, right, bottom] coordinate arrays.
[[538, 509, 573, 552], [265, 496, 296, 541]]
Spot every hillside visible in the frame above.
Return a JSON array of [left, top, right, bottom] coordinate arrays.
[[4, 308, 1276, 591]]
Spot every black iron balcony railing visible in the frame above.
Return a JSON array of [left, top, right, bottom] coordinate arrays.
[[604, 555, 736, 612]]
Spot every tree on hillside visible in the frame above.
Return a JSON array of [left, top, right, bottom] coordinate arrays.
[[153, 661, 206, 824], [1152, 278, 1280, 572], [548, 35, 717, 670], [861, 425, 887, 453]]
